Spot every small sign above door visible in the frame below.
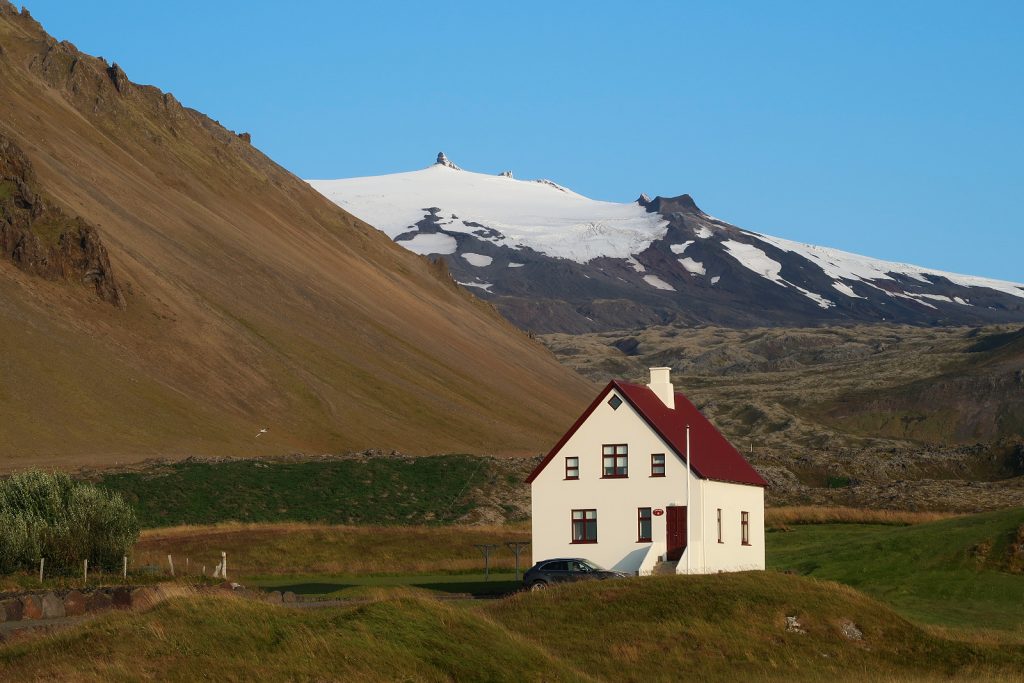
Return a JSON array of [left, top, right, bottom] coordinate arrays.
[[653, 509, 664, 516]]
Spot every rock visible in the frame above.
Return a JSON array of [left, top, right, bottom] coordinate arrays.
[[112, 587, 132, 609], [499, 170, 513, 178], [237, 132, 251, 144], [40, 592, 65, 619], [282, 591, 297, 603], [20, 595, 42, 620], [840, 620, 864, 640], [435, 152, 462, 170], [87, 590, 113, 612], [785, 615, 806, 634], [0, 597, 22, 622], [106, 62, 131, 94], [63, 590, 87, 616]]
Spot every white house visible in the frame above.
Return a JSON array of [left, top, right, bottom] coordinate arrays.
[[527, 367, 767, 576]]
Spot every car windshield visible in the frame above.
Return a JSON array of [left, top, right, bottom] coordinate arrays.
[[578, 560, 606, 572]]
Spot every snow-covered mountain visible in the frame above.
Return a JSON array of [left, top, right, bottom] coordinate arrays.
[[309, 154, 1024, 332]]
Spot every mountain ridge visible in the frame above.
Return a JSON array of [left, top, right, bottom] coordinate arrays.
[[310, 156, 1024, 333], [0, 5, 594, 467]]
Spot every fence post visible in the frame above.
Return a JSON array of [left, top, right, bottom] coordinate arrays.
[[473, 544, 498, 581], [168, 554, 175, 577], [39, 557, 44, 583], [83, 559, 89, 584], [123, 555, 128, 579], [221, 551, 227, 581]]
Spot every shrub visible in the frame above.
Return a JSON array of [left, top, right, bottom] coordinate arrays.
[[0, 470, 139, 574]]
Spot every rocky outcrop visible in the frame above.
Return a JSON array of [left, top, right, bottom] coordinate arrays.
[[435, 152, 462, 170], [0, 134, 124, 307]]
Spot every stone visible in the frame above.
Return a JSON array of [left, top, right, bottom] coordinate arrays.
[[785, 616, 806, 634], [63, 590, 87, 616], [282, 591, 297, 603], [20, 594, 42, 620], [1, 598, 23, 622], [237, 132, 251, 143], [87, 590, 113, 612], [840, 620, 863, 640], [40, 592, 65, 619]]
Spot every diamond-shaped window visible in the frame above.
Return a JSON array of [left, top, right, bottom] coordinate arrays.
[[608, 395, 623, 410]]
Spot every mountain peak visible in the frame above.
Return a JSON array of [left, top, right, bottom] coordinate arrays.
[[435, 152, 462, 170]]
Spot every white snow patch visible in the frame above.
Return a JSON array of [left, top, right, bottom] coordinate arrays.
[[643, 274, 676, 291], [626, 256, 646, 273], [461, 252, 493, 267], [722, 240, 834, 309], [721, 240, 784, 283], [670, 241, 695, 254], [831, 281, 864, 299], [309, 164, 667, 263], [457, 281, 494, 292], [694, 227, 713, 239], [753, 233, 1024, 300], [711, 276, 721, 285], [400, 232, 457, 256], [508, 262, 525, 268], [678, 257, 706, 276]]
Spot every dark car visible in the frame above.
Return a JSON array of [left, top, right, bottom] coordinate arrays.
[[523, 558, 629, 591]]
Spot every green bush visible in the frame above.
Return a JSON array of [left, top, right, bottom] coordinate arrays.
[[0, 470, 139, 574]]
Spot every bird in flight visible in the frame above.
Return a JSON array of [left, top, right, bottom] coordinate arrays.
[[256, 427, 269, 438]]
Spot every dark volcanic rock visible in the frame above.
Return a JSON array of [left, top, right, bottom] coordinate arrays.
[[0, 134, 124, 307]]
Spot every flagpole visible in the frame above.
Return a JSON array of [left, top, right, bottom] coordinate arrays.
[[685, 423, 691, 575]]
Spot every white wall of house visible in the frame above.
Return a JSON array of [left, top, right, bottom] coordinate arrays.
[[682, 479, 765, 574], [530, 386, 765, 575]]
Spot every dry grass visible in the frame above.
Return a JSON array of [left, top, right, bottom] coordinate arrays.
[[134, 522, 532, 576], [766, 506, 960, 527]]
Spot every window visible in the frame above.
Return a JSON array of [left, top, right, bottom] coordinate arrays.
[[565, 457, 579, 480], [602, 444, 628, 478], [650, 453, 666, 477], [607, 394, 623, 410], [717, 508, 723, 543], [638, 507, 652, 542], [571, 509, 598, 543], [741, 511, 750, 546], [542, 560, 569, 572]]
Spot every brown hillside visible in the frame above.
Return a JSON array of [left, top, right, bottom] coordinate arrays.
[[0, 4, 593, 468]]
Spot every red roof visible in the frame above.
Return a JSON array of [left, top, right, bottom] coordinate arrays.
[[526, 380, 767, 487]]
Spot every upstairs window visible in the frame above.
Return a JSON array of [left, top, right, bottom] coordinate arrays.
[[571, 509, 598, 543], [741, 511, 750, 546], [565, 457, 579, 480], [602, 444, 628, 478], [638, 507, 652, 542], [651, 453, 666, 477]]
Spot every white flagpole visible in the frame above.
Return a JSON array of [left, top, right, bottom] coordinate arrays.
[[685, 424, 691, 575]]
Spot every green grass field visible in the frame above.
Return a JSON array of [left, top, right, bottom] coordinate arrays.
[[767, 507, 1024, 632], [98, 456, 503, 527], [1, 572, 1022, 681]]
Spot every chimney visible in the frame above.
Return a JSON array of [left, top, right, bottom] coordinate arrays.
[[647, 367, 675, 408]]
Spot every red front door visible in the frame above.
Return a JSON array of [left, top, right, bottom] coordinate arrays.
[[666, 506, 687, 561]]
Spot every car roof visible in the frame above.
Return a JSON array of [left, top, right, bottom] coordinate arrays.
[[537, 558, 592, 564]]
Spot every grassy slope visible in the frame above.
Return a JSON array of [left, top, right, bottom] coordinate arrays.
[[1, 575, 1022, 682], [0, 6, 593, 467], [768, 508, 1024, 631], [99, 456, 488, 527]]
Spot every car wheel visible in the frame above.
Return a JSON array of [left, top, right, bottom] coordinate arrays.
[[530, 581, 548, 592]]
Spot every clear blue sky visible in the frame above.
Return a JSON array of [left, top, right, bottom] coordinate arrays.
[[25, 1, 1023, 281]]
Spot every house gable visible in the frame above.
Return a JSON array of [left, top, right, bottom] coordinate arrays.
[[526, 380, 766, 488]]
